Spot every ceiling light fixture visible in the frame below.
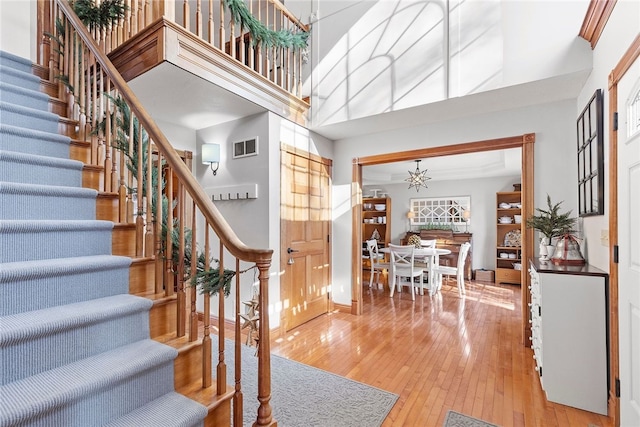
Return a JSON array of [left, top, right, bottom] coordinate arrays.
[[405, 160, 431, 192]]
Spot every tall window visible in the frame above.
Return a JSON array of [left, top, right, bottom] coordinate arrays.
[[410, 196, 470, 227]]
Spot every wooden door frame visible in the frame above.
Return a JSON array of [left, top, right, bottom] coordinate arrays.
[[351, 133, 536, 344], [607, 33, 640, 426]]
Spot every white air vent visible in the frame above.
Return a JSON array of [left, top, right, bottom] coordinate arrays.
[[233, 137, 258, 159]]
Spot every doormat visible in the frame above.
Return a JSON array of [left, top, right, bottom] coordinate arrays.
[[443, 410, 500, 427]]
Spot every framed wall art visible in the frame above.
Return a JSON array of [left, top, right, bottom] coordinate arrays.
[[576, 89, 604, 216]]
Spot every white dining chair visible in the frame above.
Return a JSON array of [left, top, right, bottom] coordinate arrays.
[[420, 239, 437, 248], [432, 242, 471, 296], [388, 244, 423, 300], [365, 239, 389, 288], [414, 239, 437, 294]]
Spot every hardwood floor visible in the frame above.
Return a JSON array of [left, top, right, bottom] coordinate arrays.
[[268, 279, 612, 427]]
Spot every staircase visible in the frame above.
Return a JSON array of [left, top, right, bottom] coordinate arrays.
[[0, 50, 211, 425]]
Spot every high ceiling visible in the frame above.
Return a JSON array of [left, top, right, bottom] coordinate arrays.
[[129, 63, 588, 186]]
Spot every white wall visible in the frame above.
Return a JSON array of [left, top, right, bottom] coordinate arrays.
[[306, 0, 591, 128], [367, 174, 520, 271], [574, 0, 640, 272], [331, 98, 577, 305], [195, 112, 333, 325], [0, 1, 35, 60], [501, 0, 592, 87], [156, 119, 196, 153], [194, 113, 271, 320]]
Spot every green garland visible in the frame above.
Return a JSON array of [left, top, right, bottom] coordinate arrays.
[[224, 0, 308, 50], [95, 94, 240, 297], [71, 0, 127, 31]]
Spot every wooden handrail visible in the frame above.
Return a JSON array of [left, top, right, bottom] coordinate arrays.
[[57, 0, 273, 264], [51, 1, 276, 425], [268, 0, 309, 32]]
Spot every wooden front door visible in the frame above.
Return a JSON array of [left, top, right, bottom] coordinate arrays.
[[280, 145, 332, 331]]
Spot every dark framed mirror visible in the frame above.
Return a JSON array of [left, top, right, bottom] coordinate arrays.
[[576, 89, 604, 216]]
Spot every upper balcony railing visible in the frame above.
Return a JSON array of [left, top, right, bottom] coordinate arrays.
[[37, 0, 309, 101]]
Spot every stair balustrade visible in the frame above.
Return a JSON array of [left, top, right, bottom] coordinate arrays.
[[37, 1, 276, 425], [37, 0, 309, 100]]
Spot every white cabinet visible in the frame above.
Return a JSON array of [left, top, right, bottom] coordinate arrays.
[[528, 260, 609, 415]]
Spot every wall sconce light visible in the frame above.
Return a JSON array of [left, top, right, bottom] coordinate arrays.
[[463, 210, 471, 232], [202, 143, 220, 176], [406, 210, 415, 232]]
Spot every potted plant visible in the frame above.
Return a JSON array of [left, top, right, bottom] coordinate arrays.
[[526, 195, 577, 261]]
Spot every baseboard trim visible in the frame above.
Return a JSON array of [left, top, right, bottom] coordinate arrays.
[[333, 302, 352, 314]]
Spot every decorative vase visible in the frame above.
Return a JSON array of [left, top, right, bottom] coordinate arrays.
[[546, 245, 556, 259]]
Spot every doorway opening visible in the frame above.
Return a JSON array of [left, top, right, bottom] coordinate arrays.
[[351, 133, 535, 344]]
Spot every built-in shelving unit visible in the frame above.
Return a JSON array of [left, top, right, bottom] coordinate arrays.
[[496, 191, 522, 284], [362, 197, 391, 285]]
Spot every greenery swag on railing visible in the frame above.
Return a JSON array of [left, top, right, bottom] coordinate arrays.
[[224, 0, 309, 49], [57, 0, 299, 293], [97, 95, 245, 297], [70, 0, 308, 51], [71, 0, 127, 31]]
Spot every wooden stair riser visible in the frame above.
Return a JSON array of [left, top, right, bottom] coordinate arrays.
[[40, 80, 58, 98], [149, 297, 177, 338], [112, 224, 137, 257], [48, 97, 66, 116], [174, 342, 203, 392], [180, 382, 235, 427], [70, 140, 91, 163], [96, 193, 118, 221], [32, 64, 48, 81], [58, 118, 80, 139], [129, 257, 156, 295], [82, 165, 103, 191], [204, 401, 231, 427]]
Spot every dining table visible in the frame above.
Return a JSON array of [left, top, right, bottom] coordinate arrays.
[[379, 246, 452, 295]]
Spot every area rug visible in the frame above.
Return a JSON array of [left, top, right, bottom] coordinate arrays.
[[443, 410, 500, 427], [213, 340, 398, 427]]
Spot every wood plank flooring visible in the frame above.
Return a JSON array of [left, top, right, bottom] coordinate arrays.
[[268, 280, 612, 427]]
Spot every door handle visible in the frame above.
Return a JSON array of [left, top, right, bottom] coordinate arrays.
[[287, 247, 299, 265]]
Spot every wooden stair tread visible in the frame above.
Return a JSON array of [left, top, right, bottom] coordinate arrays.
[[83, 163, 103, 172], [97, 191, 118, 198], [59, 116, 78, 126], [114, 222, 136, 230], [71, 138, 90, 146], [136, 291, 178, 303], [155, 333, 200, 350], [131, 256, 154, 264], [180, 381, 234, 412]]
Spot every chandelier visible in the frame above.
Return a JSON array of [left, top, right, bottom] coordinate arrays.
[[405, 160, 431, 192]]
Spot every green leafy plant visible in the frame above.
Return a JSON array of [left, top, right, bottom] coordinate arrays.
[[71, 0, 127, 31], [526, 195, 576, 243], [96, 94, 239, 296], [224, 0, 308, 50], [418, 223, 454, 231]]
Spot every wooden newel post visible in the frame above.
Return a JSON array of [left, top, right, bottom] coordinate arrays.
[[253, 258, 276, 427]]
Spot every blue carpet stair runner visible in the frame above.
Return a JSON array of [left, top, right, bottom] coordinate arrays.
[[0, 50, 207, 426]]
